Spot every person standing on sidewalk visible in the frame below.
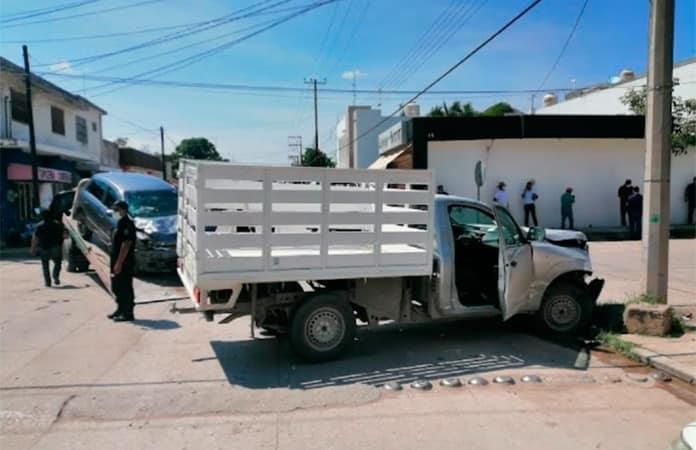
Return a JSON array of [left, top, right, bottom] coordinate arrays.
[[492, 181, 509, 208], [521, 180, 539, 227], [560, 187, 575, 230], [627, 186, 643, 239], [618, 179, 633, 227], [108, 201, 136, 322], [30, 210, 65, 287], [685, 177, 695, 225]]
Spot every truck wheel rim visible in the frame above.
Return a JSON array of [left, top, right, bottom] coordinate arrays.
[[544, 295, 580, 331], [305, 307, 345, 351]]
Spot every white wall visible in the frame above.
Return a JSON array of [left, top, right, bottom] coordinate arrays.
[[538, 61, 696, 115], [353, 109, 401, 169], [428, 138, 696, 228], [0, 75, 104, 163]]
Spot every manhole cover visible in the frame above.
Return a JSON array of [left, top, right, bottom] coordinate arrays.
[[411, 380, 433, 390], [493, 375, 515, 385], [383, 381, 403, 391], [467, 376, 489, 386], [521, 375, 542, 383], [440, 377, 462, 388]]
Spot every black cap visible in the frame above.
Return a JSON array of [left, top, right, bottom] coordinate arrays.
[[113, 200, 129, 211]]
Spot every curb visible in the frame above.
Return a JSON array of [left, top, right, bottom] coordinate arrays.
[[620, 340, 696, 385]]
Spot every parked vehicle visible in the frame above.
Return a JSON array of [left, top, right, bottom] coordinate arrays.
[[73, 172, 177, 273], [176, 162, 604, 362]]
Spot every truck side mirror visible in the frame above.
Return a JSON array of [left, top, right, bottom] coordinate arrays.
[[527, 227, 545, 241]]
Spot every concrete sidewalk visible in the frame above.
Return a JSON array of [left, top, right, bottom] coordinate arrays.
[[617, 331, 696, 385]]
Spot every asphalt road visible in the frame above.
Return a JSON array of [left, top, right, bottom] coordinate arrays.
[[1, 240, 695, 449]]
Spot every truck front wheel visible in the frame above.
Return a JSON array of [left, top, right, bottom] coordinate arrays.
[[290, 294, 355, 362], [536, 283, 593, 336]]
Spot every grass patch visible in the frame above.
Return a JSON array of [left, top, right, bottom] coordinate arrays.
[[625, 293, 664, 305], [669, 316, 686, 338], [597, 331, 637, 359]]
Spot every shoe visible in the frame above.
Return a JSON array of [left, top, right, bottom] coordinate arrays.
[[112, 314, 134, 322], [53, 279, 60, 286], [107, 310, 120, 319]]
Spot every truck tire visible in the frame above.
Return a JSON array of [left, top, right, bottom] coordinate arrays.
[[535, 283, 593, 336], [290, 294, 355, 362]]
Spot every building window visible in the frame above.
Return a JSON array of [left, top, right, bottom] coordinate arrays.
[[16, 182, 35, 221], [10, 89, 29, 124], [51, 106, 65, 135], [76, 116, 87, 144], [92, 121, 97, 132]]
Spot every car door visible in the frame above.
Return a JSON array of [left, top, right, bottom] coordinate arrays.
[[100, 185, 120, 249], [493, 206, 534, 320]]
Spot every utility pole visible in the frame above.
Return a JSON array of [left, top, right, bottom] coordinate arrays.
[[22, 45, 39, 210], [643, 0, 674, 303], [288, 135, 303, 166], [159, 126, 166, 180], [304, 78, 326, 151]]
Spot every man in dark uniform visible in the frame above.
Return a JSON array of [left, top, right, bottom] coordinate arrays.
[[108, 201, 136, 322], [31, 209, 65, 287], [617, 179, 633, 227]]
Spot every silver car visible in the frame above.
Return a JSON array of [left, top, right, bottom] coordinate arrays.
[[73, 172, 178, 273]]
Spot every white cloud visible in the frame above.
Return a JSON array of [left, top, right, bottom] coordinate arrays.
[[48, 60, 75, 74], [341, 69, 367, 80]]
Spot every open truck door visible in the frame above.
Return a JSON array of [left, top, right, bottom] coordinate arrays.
[[494, 206, 534, 320]]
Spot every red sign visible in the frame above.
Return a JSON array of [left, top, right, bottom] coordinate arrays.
[[7, 163, 72, 183]]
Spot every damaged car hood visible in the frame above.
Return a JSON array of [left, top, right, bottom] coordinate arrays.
[[134, 215, 177, 241]]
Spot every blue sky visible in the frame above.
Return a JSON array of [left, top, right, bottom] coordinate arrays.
[[1, 0, 694, 163]]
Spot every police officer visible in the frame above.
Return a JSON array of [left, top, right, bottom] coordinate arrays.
[[108, 200, 136, 322]]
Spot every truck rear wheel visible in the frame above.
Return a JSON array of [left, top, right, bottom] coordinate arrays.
[[536, 283, 593, 336], [290, 294, 355, 362]]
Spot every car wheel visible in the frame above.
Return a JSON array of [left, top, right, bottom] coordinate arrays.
[[290, 294, 355, 362], [536, 283, 593, 336]]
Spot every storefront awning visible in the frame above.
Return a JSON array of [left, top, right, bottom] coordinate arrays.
[[7, 163, 72, 183]]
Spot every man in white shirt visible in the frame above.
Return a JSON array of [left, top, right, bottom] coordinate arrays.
[[492, 182, 509, 208]]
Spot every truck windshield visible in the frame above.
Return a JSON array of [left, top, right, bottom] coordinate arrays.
[[125, 190, 177, 218]]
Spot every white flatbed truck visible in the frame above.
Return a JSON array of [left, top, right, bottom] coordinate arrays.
[[176, 161, 604, 361]]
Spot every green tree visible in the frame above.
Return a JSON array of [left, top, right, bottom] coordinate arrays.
[[300, 147, 335, 167], [169, 137, 223, 172], [621, 88, 696, 155], [427, 101, 516, 117]]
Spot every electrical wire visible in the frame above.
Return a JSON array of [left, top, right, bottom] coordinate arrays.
[[2, 0, 164, 28], [538, 0, 589, 89], [84, 0, 343, 97], [33, 0, 291, 68], [1, 0, 103, 23], [2, 23, 205, 44], [339, 0, 545, 155]]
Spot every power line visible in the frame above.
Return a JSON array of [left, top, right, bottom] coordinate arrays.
[[34, 0, 289, 68], [341, 0, 545, 155], [389, 0, 488, 90], [3, 0, 164, 28], [2, 23, 198, 44], [1, 0, 103, 23], [84, 0, 343, 97], [39, 71, 593, 95], [538, 0, 589, 89]]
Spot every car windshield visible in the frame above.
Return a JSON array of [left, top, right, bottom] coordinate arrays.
[[125, 190, 177, 218]]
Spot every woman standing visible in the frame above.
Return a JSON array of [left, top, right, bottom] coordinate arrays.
[[521, 180, 539, 227]]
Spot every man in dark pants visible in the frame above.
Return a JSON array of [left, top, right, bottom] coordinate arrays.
[[627, 186, 643, 240], [685, 177, 695, 225], [108, 201, 136, 322], [618, 179, 633, 227], [31, 210, 65, 287]]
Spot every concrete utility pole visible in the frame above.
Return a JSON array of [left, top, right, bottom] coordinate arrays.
[[22, 45, 40, 210], [643, 0, 674, 303], [304, 78, 326, 151], [159, 126, 166, 180]]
